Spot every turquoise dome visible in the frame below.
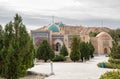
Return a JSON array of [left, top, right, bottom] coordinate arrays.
[[59, 22, 65, 27], [48, 24, 60, 32]]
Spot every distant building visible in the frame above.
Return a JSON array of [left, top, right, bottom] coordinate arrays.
[[31, 22, 112, 54]]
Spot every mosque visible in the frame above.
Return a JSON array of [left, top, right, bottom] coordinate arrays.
[[31, 22, 113, 54]]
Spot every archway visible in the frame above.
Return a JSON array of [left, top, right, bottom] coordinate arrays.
[[56, 42, 61, 51], [104, 48, 107, 54], [53, 39, 63, 51]]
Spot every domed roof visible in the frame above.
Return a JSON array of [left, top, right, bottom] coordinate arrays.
[[96, 32, 108, 37], [96, 32, 112, 39], [59, 22, 65, 27], [48, 24, 60, 32]]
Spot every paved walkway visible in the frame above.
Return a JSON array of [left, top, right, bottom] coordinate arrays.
[[29, 55, 113, 79]]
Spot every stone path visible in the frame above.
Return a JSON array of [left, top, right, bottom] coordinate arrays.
[[29, 55, 113, 79]]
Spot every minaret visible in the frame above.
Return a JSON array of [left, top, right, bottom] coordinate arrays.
[[52, 16, 54, 24]]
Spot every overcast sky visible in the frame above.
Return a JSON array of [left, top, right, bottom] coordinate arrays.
[[0, 0, 120, 31]]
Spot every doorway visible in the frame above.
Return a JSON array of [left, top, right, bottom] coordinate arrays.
[[104, 48, 107, 54], [56, 42, 61, 51]]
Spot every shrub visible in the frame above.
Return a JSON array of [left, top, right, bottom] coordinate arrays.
[[60, 43, 68, 57], [70, 36, 80, 62], [36, 40, 55, 62], [99, 70, 120, 79], [97, 62, 120, 69], [89, 32, 99, 37], [52, 55, 66, 62], [108, 57, 120, 64]]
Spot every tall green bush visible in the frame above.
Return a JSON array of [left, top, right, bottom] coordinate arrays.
[[88, 42, 94, 58], [80, 42, 94, 61], [70, 36, 80, 62], [0, 14, 35, 79], [60, 43, 68, 57], [89, 32, 99, 37], [109, 42, 120, 65], [36, 40, 55, 62]]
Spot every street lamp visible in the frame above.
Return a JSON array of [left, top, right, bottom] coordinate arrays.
[[50, 61, 54, 75]]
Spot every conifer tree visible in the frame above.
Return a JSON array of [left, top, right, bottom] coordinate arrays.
[[79, 42, 84, 61], [36, 40, 55, 62], [80, 42, 94, 61], [60, 43, 68, 57], [109, 42, 120, 65], [0, 14, 35, 79], [88, 42, 94, 58], [80, 42, 88, 61], [0, 25, 4, 75], [70, 36, 80, 62]]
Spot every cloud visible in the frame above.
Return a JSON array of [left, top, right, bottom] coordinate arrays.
[[0, 0, 120, 31]]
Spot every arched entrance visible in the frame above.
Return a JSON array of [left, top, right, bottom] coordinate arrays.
[[104, 48, 107, 54], [56, 42, 61, 51], [53, 39, 63, 51]]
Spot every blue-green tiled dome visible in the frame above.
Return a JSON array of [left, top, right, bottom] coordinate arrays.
[[48, 24, 60, 32], [59, 22, 65, 27]]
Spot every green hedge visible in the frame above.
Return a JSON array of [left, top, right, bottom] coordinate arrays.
[[52, 55, 66, 62], [108, 57, 120, 64], [97, 62, 120, 69], [99, 70, 120, 79]]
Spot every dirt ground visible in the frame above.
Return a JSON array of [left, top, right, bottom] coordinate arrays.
[[0, 71, 48, 79], [0, 75, 47, 79]]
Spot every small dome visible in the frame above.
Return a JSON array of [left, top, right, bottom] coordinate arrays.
[[59, 22, 65, 27], [48, 24, 60, 32], [96, 32, 107, 37]]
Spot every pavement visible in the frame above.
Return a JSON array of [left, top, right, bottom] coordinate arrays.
[[28, 55, 113, 79]]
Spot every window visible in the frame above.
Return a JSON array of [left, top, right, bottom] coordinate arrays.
[[103, 40, 109, 46]]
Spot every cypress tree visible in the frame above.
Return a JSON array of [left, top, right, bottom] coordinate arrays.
[[70, 36, 80, 62], [36, 40, 55, 62], [0, 14, 35, 79], [80, 42, 93, 61], [80, 42, 87, 61], [85, 42, 90, 60], [60, 43, 68, 57], [0, 25, 4, 75], [80, 42, 84, 61], [88, 42, 94, 58], [109, 42, 120, 65]]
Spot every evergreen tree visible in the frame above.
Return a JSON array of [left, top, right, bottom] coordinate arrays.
[[109, 42, 120, 64], [89, 32, 99, 37], [70, 36, 80, 62], [60, 43, 68, 57], [80, 42, 92, 61], [109, 29, 120, 43], [0, 25, 4, 50], [88, 42, 94, 58], [85, 42, 90, 60], [36, 40, 55, 62], [0, 14, 35, 79], [0, 25, 4, 75], [80, 42, 85, 61]]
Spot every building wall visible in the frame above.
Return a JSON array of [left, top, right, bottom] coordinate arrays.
[[96, 32, 112, 54], [90, 37, 98, 54], [31, 26, 112, 55]]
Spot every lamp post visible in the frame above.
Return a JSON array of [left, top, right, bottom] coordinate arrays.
[[50, 61, 54, 75]]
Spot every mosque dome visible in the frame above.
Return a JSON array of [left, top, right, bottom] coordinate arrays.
[[59, 22, 65, 27], [48, 24, 60, 32]]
